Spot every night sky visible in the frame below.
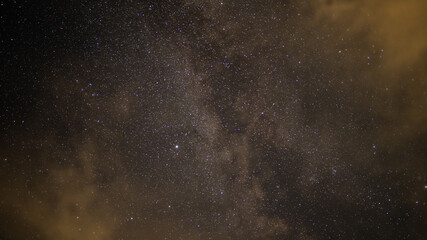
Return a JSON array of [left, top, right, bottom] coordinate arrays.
[[1, 0, 426, 239]]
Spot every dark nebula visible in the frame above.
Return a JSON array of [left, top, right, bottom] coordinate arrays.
[[1, 0, 426, 239]]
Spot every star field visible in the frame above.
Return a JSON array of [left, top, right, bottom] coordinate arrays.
[[1, 0, 426, 239]]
